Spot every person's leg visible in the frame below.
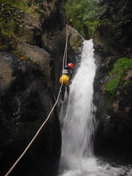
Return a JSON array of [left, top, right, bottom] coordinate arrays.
[[66, 86, 70, 95], [61, 85, 65, 101]]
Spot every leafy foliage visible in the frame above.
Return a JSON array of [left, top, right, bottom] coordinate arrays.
[[0, 0, 42, 50], [0, 1, 26, 49], [105, 58, 132, 94], [65, 0, 104, 38]]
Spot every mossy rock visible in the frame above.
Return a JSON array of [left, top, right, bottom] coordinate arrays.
[[104, 58, 132, 95], [68, 27, 83, 54], [16, 42, 51, 78]]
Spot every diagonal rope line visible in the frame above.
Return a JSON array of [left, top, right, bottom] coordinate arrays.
[[4, 25, 70, 176], [5, 84, 63, 176]]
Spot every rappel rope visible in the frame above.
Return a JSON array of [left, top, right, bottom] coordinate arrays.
[[62, 25, 70, 69], [4, 25, 70, 176]]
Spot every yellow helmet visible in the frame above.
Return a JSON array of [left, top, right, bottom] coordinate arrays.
[[59, 74, 70, 85]]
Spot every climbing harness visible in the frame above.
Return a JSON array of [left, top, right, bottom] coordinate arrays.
[[4, 25, 70, 176]]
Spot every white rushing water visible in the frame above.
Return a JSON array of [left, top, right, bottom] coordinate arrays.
[[59, 40, 132, 176]]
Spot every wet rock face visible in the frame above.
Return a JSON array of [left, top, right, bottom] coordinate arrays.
[[94, 0, 132, 56], [93, 54, 132, 161], [21, 12, 42, 45], [68, 27, 83, 55], [0, 53, 61, 176], [93, 0, 132, 161], [17, 42, 51, 77], [0, 53, 15, 90]]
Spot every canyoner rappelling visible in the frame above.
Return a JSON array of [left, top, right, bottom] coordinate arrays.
[[59, 39, 132, 176], [59, 62, 75, 85], [4, 24, 73, 176], [59, 24, 75, 100], [59, 61, 75, 101]]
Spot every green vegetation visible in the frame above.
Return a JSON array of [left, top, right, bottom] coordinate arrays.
[[65, 0, 104, 38], [0, 0, 42, 50], [105, 58, 132, 95], [0, 1, 24, 47], [0, 0, 26, 50]]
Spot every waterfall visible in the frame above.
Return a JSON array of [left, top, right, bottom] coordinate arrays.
[[61, 39, 96, 158], [59, 40, 131, 176]]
